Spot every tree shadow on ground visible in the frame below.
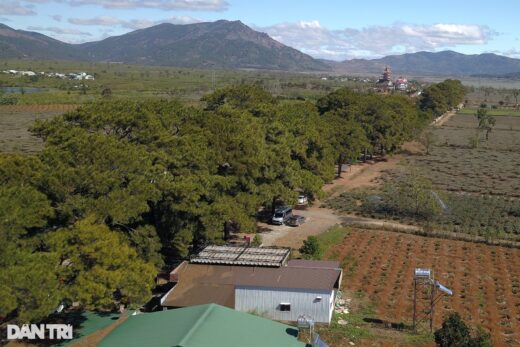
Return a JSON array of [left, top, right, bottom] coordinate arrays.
[[363, 317, 413, 332]]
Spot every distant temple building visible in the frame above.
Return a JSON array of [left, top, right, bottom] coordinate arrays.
[[375, 66, 410, 93], [375, 66, 394, 92], [395, 76, 409, 91]]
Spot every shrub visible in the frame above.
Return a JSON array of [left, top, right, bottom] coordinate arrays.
[[0, 95, 18, 105], [251, 234, 262, 247], [299, 236, 321, 259], [434, 312, 491, 347]]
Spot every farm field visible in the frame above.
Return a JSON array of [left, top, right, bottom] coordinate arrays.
[[457, 108, 520, 116], [0, 59, 371, 104], [413, 113, 520, 197], [0, 104, 78, 153], [324, 228, 520, 347]]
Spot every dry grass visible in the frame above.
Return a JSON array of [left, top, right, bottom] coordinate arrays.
[[413, 114, 520, 197], [0, 104, 77, 153]]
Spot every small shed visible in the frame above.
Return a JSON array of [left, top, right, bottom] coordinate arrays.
[[161, 258, 342, 324]]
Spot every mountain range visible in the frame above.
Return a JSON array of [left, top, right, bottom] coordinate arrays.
[[1, 21, 520, 76], [329, 50, 520, 76]]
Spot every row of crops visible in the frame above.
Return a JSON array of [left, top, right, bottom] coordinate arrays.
[[325, 188, 520, 242]]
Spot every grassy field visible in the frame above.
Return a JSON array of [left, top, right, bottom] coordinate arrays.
[[0, 59, 372, 104], [326, 113, 520, 242], [457, 107, 520, 116], [464, 85, 520, 108], [0, 104, 78, 153], [416, 114, 520, 197], [317, 227, 520, 347]]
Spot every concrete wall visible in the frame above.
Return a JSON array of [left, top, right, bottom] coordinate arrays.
[[235, 286, 335, 324]]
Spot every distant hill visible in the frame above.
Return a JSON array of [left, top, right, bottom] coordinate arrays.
[[0, 21, 327, 71], [329, 51, 520, 76], [79, 20, 328, 71], [0, 23, 79, 60]]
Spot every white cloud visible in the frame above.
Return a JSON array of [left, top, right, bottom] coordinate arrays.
[[69, 15, 122, 26], [27, 25, 92, 36], [50, 14, 62, 22], [123, 16, 202, 28], [25, 0, 228, 11], [255, 21, 496, 60], [68, 15, 201, 29], [500, 48, 520, 59], [0, 1, 36, 15]]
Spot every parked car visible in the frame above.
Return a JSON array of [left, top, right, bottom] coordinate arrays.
[[287, 215, 306, 227], [271, 206, 293, 225], [297, 194, 308, 205]]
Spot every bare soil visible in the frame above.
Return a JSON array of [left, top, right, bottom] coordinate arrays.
[[326, 228, 520, 347], [261, 156, 405, 249], [323, 156, 402, 198], [259, 206, 342, 249]]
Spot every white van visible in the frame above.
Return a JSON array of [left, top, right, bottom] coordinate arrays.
[[271, 206, 293, 225]]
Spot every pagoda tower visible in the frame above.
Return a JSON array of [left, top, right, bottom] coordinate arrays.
[[383, 66, 391, 81]]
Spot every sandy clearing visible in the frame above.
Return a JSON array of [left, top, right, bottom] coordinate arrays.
[[260, 205, 342, 248], [261, 155, 405, 249]]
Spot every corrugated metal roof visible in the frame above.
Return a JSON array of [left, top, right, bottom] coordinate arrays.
[[190, 245, 290, 267], [235, 266, 340, 290], [100, 304, 305, 347], [162, 262, 342, 308], [287, 259, 340, 269]]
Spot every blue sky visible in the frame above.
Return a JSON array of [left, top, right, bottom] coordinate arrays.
[[1, 0, 519, 60]]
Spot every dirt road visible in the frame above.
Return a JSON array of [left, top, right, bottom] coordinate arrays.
[[261, 155, 407, 249], [261, 205, 421, 249], [323, 156, 402, 198], [260, 206, 342, 248]]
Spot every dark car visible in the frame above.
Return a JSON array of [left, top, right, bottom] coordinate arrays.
[[287, 215, 306, 227]]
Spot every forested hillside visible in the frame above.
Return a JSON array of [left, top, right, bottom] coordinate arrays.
[[0, 81, 465, 323]]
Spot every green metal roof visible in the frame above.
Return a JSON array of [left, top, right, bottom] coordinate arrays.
[[56, 311, 122, 347], [99, 304, 306, 347]]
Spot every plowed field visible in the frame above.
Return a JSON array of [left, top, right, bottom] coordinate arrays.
[[328, 229, 520, 346]]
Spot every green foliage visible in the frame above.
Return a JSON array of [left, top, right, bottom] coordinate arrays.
[[45, 217, 156, 310], [434, 313, 491, 347], [101, 87, 112, 98], [313, 225, 349, 257], [0, 243, 61, 323], [328, 180, 520, 242], [126, 225, 164, 268], [251, 234, 262, 247], [382, 168, 442, 221], [0, 184, 53, 237], [299, 236, 322, 259], [475, 107, 496, 140], [419, 79, 465, 117], [202, 84, 274, 111], [318, 87, 422, 157], [0, 94, 18, 104]]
